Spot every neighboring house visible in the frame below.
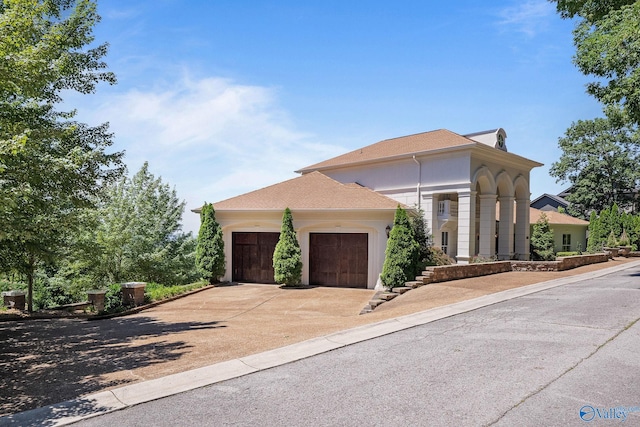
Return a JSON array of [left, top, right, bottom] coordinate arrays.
[[530, 193, 570, 212], [536, 185, 640, 215], [530, 208, 589, 253], [202, 127, 543, 289]]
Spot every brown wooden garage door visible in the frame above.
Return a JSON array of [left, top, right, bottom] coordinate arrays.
[[309, 233, 368, 288], [232, 232, 280, 283]]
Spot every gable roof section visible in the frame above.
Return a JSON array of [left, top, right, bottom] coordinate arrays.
[[531, 193, 569, 207], [297, 129, 476, 172], [210, 171, 403, 211], [530, 208, 589, 226]]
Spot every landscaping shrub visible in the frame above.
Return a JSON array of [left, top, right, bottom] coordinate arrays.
[[196, 202, 225, 284], [103, 283, 124, 313], [144, 281, 208, 302], [411, 207, 432, 274], [531, 212, 556, 261], [381, 206, 420, 290], [556, 251, 580, 257], [33, 278, 76, 309], [470, 255, 498, 263], [273, 208, 303, 287], [425, 247, 454, 266]]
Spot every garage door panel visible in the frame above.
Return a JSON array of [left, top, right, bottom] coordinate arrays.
[[232, 232, 280, 284], [310, 233, 368, 288]]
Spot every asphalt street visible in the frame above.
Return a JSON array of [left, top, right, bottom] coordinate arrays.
[[75, 264, 640, 427]]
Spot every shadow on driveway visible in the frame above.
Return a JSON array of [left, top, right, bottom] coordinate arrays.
[[0, 317, 224, 416]]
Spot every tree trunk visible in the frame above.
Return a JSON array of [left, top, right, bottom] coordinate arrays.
[[27, 258, 34, 313]]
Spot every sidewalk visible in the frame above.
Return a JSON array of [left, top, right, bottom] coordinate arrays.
[[1, 258, 638, 426]]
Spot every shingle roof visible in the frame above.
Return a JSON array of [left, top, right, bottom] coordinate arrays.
[[210, 171, 404, 211], [530, 208, 589, 226], [297, 129, 476, 172], [531, 193, 570, 207]]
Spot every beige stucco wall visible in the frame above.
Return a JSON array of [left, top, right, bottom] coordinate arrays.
[[319, 146, 537, 263], [215, 210, 395, 289]]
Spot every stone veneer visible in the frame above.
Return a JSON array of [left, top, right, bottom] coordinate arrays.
[[424, 261, 513, 283], [428, 254, 609, 281]]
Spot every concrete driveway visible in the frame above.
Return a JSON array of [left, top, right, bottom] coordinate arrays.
[[74, 259, 640, 427], [0, 258, 637, 418]]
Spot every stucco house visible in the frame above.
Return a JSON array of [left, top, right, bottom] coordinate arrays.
[[529, 208, 589, 253], [203, 128, 543, 289]]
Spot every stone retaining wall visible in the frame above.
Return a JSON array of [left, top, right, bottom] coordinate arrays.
[[509, 260, 560, 272], [556, 253, 609, 270], [425, 253, 609, 282], [425, 261, 513, 283]]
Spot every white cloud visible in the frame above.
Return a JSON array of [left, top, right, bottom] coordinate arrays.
[[90, 75, 345, 233], [497, 0, 555, 37]]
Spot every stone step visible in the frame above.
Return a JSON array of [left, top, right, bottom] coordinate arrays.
[[405, 281, 424, 289], [369, 299, 386, 308], [392, 286, 412, 294], [379, 292, 397, 301]]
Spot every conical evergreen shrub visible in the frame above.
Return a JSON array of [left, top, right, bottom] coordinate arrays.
[[531, 212, 555, 261], [381, 206, 420, 290], [195, 203, 225, 284], [273, 208, 303, 286]]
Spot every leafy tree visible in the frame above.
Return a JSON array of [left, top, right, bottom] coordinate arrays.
[[552, 1, 640, 124], [0, 0, 122, 311], [381, 206, 420, 290], [64, 163, 197, 288], [531, 212, 556, 261], [549, 107, 640, 217], [273, 208, 302, 287], [196, 202, 225, 284]]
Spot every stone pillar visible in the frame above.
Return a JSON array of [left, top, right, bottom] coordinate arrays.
[[515, 198, 531, 260], [455, 190, 476, 264], [498, 196, 515, 260], [2, 290, 26, 310], [478, 194, 497, 258], [87, 290, 107, 312], [121, 282, 146, 306]]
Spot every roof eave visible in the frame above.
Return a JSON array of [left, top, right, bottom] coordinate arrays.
[[295, 143, 477, 174], [297, 142, 543, 174], [203, 207, 407, 214]]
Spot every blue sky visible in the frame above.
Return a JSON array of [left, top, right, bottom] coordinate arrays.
[[69, 0, 603, 233]]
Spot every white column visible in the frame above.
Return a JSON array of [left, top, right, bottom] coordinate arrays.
[[498, 196, 515, 260], [422, 194, 438, 245], [478, 194, 497, 258], [515, 198, 530, 260], [455, 190, 476, 264]]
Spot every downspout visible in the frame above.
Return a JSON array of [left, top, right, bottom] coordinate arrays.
[[412, 155, 421, 208]]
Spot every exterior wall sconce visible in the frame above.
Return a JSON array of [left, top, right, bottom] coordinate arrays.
[[386, 225, 392, 238]]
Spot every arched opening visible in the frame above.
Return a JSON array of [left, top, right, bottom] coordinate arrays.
[[472, 167, 497, 259], [496, 171, 515, 260], [513, 175, 531, 260]]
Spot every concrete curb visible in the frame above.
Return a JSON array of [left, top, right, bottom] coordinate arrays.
[[3, 260, 639, 426]]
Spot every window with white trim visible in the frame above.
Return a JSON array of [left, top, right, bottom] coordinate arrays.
[[562, 234, 571, 252]]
